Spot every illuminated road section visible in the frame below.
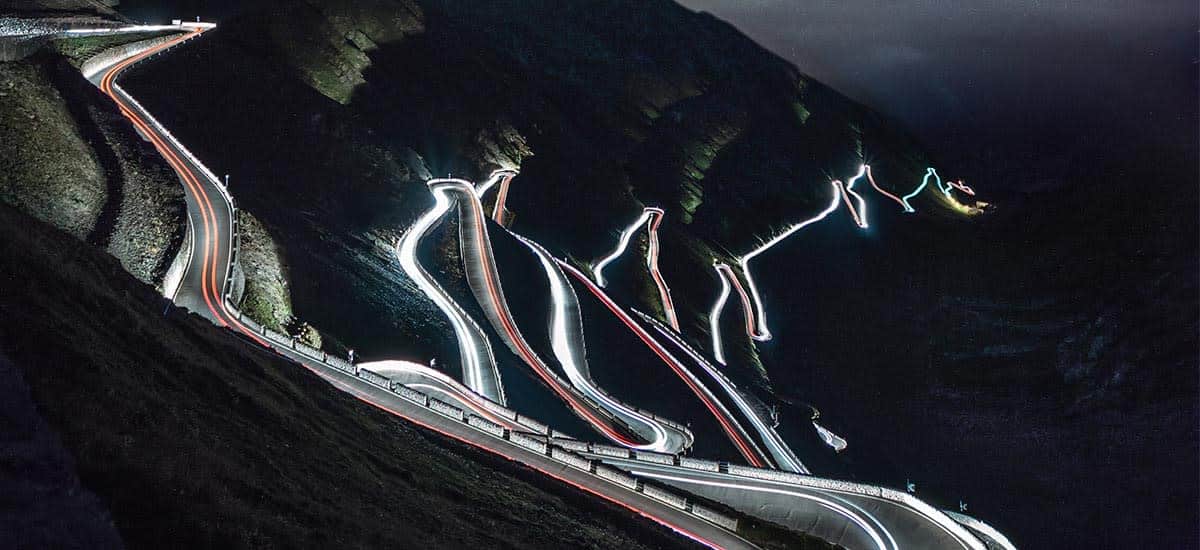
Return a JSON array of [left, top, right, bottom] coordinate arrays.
[[396, 180, 505, 403], [441, 178, 663, 450], [644, 208, 681, 331], [512, 232, 692, 453], [590, 206, 681, 331], [593, 208, 655, 287], [813, 420, 848, 453], [636, 311, 808, 474], [89, 26, 1004, 550], [562, 262, 771, 468], [358, 360, 522, 430]]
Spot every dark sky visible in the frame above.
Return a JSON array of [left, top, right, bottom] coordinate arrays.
[[116, 0, 1198, 189], [677, 0, 1199, 189]]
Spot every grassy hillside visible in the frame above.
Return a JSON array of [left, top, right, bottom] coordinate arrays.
[[0, 200, 704, 549]]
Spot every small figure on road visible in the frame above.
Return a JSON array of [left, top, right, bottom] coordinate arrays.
[[959, 501, 968, 512], [348, 348, 356, 364], [906, 480, 916, 493]]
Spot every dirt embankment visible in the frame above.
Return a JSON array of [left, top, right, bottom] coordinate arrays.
[[0, 50, 184, 288]]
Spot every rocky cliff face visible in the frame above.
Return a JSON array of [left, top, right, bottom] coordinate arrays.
[[114, 1, 1195, 547], [0, 50, 185, 288], [120, 0, 946, 389]]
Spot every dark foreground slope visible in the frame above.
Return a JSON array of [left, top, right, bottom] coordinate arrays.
[[0, 201, 700, 550]]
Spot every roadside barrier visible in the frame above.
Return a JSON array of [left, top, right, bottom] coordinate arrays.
[[83, 32, 994, 545]]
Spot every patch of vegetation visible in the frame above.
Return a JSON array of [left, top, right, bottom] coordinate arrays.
[[49, 31, 171, 66]]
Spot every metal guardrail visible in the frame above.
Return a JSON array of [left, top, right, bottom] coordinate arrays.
[[295, 354, 744, 533], [90, 32, 996, 548]]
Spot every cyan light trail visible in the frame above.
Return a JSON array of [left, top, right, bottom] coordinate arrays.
[[837, 164, 870, 228], [439, 178, 654, 449], [708, 263, 733, 365], [593, 209, 655, 287], [395, 181, 505, 403], [562, 260, 772, 467], [900, 167, 944, 212]]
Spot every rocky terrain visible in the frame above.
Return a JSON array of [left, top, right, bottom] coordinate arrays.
[[2, 0, 1194, 548], [0, 199, 737, 549]]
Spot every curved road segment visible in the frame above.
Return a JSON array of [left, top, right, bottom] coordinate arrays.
[[600, 456, 985, 550], [438, 178, 691, 452], [396, 180, 506, 403], [86, 22, 1004, 550], [89, 27, 756, 550]]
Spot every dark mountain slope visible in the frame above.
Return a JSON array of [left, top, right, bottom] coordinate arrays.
[[0, 201, 703, 549], [117, 0, 954, 436]]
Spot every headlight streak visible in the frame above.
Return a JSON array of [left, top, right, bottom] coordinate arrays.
[[900, 167, 943, 212], [592, 209, 655, 287], [627, 469, 894, 550], [637, 310, 810, 474], [644, 207, 681, 331], [710, 263, 758, 365], [475, 168, 519, 223], [359, 360, 519, 429], [737, 180, 844, 343], [837, 164, 869, 229], [512, 232, 686, 453], [560, 260, 771, 468], [446, 179, 654, 449], [708, 264, 733, 365], [396, 181, 504, 403]]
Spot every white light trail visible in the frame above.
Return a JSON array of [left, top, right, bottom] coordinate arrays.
[[396, 181, 504, 403], [514, 232, 681, 452], [593, 209, 655, 287], [451, 178, 674, 450], [839, 164, 870, 228], [737, 180, 844, 342], [360, 360, 520, 429], [644, 207, 681, 331], [638, 310, 809, 474], [708, 264, 733, 365], [629, 469, 894, 550]]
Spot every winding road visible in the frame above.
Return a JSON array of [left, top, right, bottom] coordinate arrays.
[[83, 20, 1009, 550]]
